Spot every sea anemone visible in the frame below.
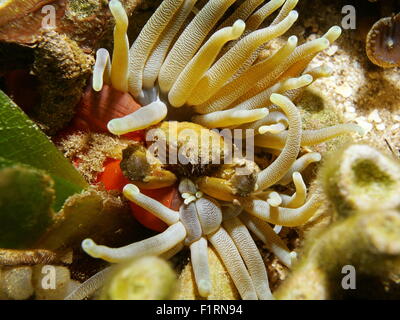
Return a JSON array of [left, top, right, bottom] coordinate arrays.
[[366, 13, 400, 68], [80, 0, 363, 300]]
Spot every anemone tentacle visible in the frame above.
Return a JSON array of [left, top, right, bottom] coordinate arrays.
[[240, 212, 296, 268], [158, 0, 238, 93], [128, 0, 184, 99], [254, 123, 365, 150], [93, 48, 111, 92], [81, 0, 366, 300], [142, 0, 198, 90], [223, 217, 273, 300], [82, 222, 187, 263], [208, 227, 258, 300], [256, 94, 302, 191], [190, 237, 212, 297], [278, 152, 321, 185], [244, 194, 321, 227]]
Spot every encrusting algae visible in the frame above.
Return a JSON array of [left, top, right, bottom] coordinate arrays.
[[69, 0, 365, 300]]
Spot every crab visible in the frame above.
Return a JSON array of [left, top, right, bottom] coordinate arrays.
[[80, 0, 364, 299]]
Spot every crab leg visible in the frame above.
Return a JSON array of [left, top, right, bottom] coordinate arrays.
[[208, 227, 257, 300], [223, 217, 274, 300], [190, 237, 212, 297], [82, 222, 186, 263], [240, 212, 296, 268]]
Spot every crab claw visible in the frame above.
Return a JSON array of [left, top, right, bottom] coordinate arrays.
[[195, 158, 260, 202], [120, 144, 177, 189]]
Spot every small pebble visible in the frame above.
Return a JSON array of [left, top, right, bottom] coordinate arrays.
[[376, 123, 386, 131], [355, 118, 373, 133], [368, 109, 382, 123], [336, 85, 352, 98]]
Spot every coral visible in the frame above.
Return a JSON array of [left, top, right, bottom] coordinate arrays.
[[32, 31, 94, 134], [275, 208, 400, 299], [0, 0, 143, 134], [275, 144, 400, 299], [66, 256, 178, 300], [320, 143, 400, 218], [80, 0, 364, 300], [366, 13, 400, 68], [0, 249, 61, 266], [0, 264, 78, 300], [99, 257, 177, 300], [0, 163, 54, 249]]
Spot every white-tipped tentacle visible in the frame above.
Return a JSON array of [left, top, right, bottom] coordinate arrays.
[[82, 222, 186, 263], [254, 123, 364, 150], [65, 267, 113, 300], [278, 152, 321, 185], [190, 237, 211, 297], [256, 94, 302, 191], [280, 172, 307, 208], [193, 108, 269, 128], [93, 48, 111, 92], [244, 194, 321, 227], [107, 100, 168, 135], [160, 242, 184, 260], [168, 19, 246, 107], [123, 184, 179, 225], [240, 212, 296, 268]]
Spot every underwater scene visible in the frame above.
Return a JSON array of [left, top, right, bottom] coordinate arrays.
[[0, 0, 399, 301]]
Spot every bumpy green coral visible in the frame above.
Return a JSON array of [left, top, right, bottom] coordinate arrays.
[[275, 144, 400, 299], [275, 208, 400, 299], [320, 143, 400, 218], [0, 162, 55, 249], [100, 256, 177, 300]]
